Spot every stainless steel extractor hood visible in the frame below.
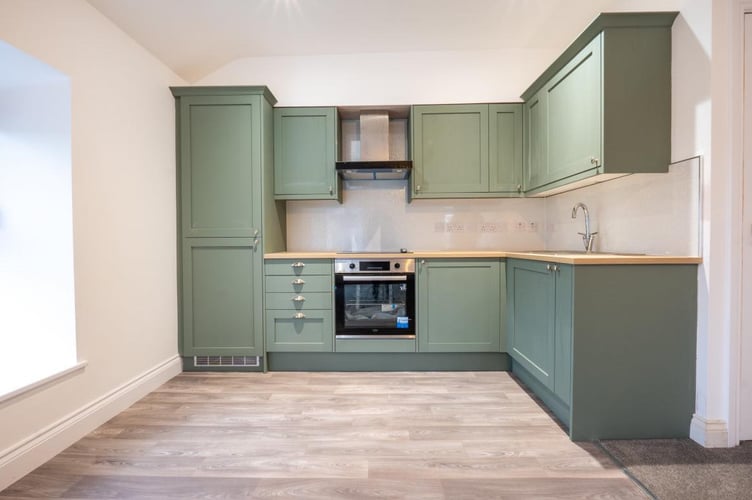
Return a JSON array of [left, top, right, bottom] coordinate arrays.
[[336, 110, 412, 180]]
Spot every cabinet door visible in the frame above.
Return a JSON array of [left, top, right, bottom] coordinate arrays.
[[489, 104, 523, 193], [412, 104, 489, 197], [508, 259, 555, 390], [523, 89, 548, 191], [274, 107, 338, 200], [418, 259, 500, 352], [179, 95, 262, 238], [553, 264, 573, 405], [181, 238, 263, 356], [545, 34, 602, 185]]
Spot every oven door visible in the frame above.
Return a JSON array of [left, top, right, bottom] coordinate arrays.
[[334, 273, 415, 338]]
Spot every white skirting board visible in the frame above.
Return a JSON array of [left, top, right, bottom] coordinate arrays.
[[0, 355, 182, 490], [690, 413, 731, 448]]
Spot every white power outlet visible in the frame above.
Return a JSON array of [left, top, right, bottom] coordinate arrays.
[[514, 221, 526, 232], [527, 222, 538, 232], [446, 223, 465, 233]]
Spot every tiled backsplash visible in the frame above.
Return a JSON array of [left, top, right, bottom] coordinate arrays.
[[286, 158, 700, 255], [544, 157, 700, 255], [286, 182, 546, 252]]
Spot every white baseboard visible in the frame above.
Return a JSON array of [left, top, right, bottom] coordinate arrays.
[[690, 413, 730, 447], [0, 355, 181, 490]]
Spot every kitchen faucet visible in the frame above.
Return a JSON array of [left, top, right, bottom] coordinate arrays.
[[571, 202, 597, 252]]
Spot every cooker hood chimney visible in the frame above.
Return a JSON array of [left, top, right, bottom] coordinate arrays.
[[336, 110, 412, 180]]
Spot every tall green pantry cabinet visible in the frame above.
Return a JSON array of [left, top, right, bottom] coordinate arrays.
[[172, 87, 286, 368]]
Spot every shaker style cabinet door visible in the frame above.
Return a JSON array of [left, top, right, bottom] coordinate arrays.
[[417, 259, 500, 352], [523, 89, 548, 191], [181, 238, 263, 356], [507, 259, 556, 390], [274, 107, 339, 200], [178, 95, 262, 238], [489, 104, 523, 193], [411, 104, 489, 197], [545, 34, 602, 186]]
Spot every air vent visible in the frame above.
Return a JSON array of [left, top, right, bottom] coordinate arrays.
[[194, 356, 260, 367]]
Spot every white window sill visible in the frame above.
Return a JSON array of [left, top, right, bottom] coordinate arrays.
[[0, 361, 88, 406]]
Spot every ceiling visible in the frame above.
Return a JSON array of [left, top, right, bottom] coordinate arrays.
[[85, 0, 682, 82]]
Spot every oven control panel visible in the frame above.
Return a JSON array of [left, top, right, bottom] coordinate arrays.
[[334, 258, 415, 274]]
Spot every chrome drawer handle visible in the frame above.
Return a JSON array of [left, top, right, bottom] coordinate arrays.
[[293, 313, 306, 319], [291, 262, 306, 268], [291, 279, 305, 285], [292, 295, 306, 302]]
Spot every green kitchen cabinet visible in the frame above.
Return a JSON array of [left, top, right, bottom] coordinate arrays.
[[177, 94, 263, 238], [417, 259, 501, 352], [522, 12, 676, 195], [181, 238, 263, 356], [412, 104, 488, 196], [489, 104, 523, 193], [264, 259, 334, 352], [507, 259, 560, 391], [274, 107, 341, 201], [507, 258, 697, 441], [173, 86, 286, 363], [411, 104, 522, 199], [523, 89, 547, 191]]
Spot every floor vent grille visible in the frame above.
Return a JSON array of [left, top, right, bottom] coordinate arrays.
[[194, 356, 260, 367]]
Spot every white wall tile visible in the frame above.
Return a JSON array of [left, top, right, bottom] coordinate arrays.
[[287, 181, 546, 252], [544, 157, 701, 255]]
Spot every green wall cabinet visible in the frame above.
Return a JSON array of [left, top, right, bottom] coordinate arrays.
[[411, 104, 522, 199], [417, 259, 502, 352], [173, 86, 285, 361], [522, 12, 677, 195], [507, 258, 697, 441], [273, 107, 341, 201], [264, 259, 334, 352]]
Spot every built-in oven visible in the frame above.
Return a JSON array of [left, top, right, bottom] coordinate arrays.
[[334, 258, 415, 339]]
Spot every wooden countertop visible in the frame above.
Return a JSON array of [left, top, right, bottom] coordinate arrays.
[[264, 251, 702, 265]]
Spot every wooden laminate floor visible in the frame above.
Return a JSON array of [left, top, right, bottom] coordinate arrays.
[[1, 372, 647, 499]]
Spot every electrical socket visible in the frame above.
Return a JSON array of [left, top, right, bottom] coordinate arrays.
[[514, 221, 526, 232], [527, 222, 538, 232], [480, 222, 499, 233], [446, 223, 465, 233]]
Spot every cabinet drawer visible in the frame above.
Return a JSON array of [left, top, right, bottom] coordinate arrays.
[[265, 274, 332, 293], [264, 259, 332, 276], [265, 292, 332, 310], [265, 310, 333, 352]]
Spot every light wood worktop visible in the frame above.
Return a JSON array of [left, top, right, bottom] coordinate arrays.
[[264, 251, 702, 265]]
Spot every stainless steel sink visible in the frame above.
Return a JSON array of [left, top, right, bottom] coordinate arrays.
[[524, 250, 646, 256]]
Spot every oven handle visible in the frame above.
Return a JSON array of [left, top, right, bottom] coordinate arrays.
[[341, 275, 408, 282]]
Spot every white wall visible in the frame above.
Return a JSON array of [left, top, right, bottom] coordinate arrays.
[[0, 0, 184, 487]]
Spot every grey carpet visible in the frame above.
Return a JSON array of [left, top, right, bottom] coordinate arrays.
[[599, 439, 752, 500]]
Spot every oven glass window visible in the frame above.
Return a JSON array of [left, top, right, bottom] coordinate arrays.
[[342, 281, 409, 330]]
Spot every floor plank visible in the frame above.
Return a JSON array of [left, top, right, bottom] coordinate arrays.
[[0, 371, 647, 499]]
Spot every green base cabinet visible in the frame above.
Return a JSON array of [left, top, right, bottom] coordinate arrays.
[[417, 259, 502, 352], [411, 104, 522, 199], [173, 86, 283, 360], [273, 107, 341, 201], [264, 259, 334, 352], [507, 258, 697, 440], [522, 12, 677, 195]]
